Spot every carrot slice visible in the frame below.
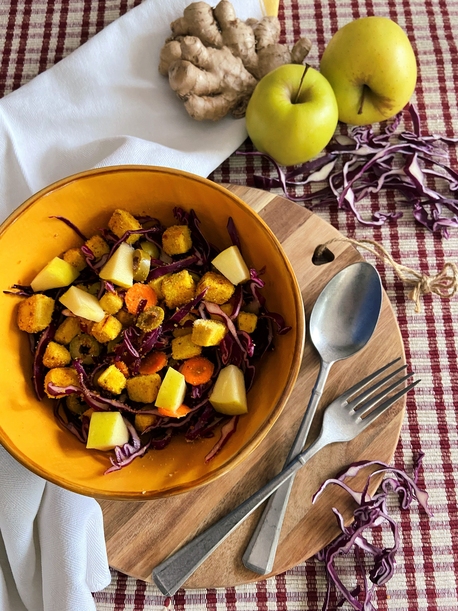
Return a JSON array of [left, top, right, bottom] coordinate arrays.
[[180, 356, 215, 386], [125, 283, 157, 314], [157, 404, 192, 418], [138, 351, 168, 374]]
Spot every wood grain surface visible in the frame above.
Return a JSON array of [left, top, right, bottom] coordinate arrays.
[[99, 185, 405, 588]]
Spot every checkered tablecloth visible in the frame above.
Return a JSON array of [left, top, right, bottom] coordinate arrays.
[[1, 1, 457, 610]]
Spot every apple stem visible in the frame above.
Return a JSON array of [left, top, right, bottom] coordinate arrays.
[[293, 64, 309, 104], [358, 85, 368, 115]]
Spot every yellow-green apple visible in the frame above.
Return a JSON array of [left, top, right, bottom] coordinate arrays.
[[320, 16, 417, 125], [245, 64, 338, 166]]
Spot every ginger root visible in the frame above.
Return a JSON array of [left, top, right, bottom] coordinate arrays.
[[159, 0, 312, 121]]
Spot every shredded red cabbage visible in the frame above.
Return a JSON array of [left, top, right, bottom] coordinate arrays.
[[240, 104, 458, 237], [312, 453, 431, 610]]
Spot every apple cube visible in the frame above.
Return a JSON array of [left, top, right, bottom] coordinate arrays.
[[209, 364, 247, 415], [59, 286, 105, 322], [86, 411, 129, 451], [211, 246, 250, 285], [155, 367, 186, 413], [99, 242, 134, 288], [30, 256, 80, 292]]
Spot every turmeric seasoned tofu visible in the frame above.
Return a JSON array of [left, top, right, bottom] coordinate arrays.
[[54, 316, 81, 345], [171, 334, 202, 360], [134, 411, 158, 433], [148, 274, 170, 301], [196, 271, 235, 304], [162, 225, 192, 256], [108, 209, 142, 245], [237, 311, 258, 334], [126, 373, 161, 403], [97, 364, 127, 395], [85, 235, 110, 259], [192, 319, 226, 346], [62, 247, 87, 272], [17, 294, 55, 334], [99, 291, 123, 315], [44, 367, 80, 398], [90, 315, 123, 343], [161, 270, 196, 309], [42, 341, 72, 368]]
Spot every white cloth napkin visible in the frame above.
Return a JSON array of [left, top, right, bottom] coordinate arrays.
[[0, 0, 264, 610]]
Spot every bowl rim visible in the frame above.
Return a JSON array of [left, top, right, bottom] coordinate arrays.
[[0, 165, 306, 500]]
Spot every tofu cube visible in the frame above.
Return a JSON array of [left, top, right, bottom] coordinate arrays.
[[84, 235, 110, 259], [134, 411, 158, 433], [148, 275, 170, 301], [171, 334, 202, 360], [108, 209, 142, 245], [90, 315, 123, 343], [192, 319, 226, 346], [62, 247, 87, 272], [17, 294, 55, 333], [99, 291, 124, 315], [126, 373, 161, 403], [237, 312, 258, 334], [54, 316, 81, 345], [42, 341, 72, 368], [97, 364, 127, 395], [161, 270, 196, 309], [44, 367, 80, 398], [162, 225, 192, 256], [196, 271, 235, 304]]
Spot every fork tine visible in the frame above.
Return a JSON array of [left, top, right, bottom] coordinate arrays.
[[339, 357, 403, 403], [346, 364, 408, 410], [352, 371, 414, 416], [356, 379, 420, 428]]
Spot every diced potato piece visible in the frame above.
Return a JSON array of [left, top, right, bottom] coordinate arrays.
[[86, 412, 129, 451], [30, 257, 80, 292], [209, 364, 248, 415], [59, 286, 105, 322], [42, 341, 71, 368], [97, 364, 127, 395], [126, 373, 161, 403], [211, 245, 250, 285], [54, 316, 81, 344], [99, 242, 134, 289], [155, 367, 186, 413], [17, 294, 55, 333]]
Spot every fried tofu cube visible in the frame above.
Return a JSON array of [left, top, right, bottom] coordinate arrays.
[[115, 309, 135, 328], [237, 312, 258, 334], [17, 294, 55, 334], [192, 319, 226, 346], [44, 367, 80, 398], [90, 315, 123, 343], [42, 341, 72, 368], [162, 225, 192, 256], [108, 209, 142, 245], [126, 373, 161, 403], [171, 334, 202, 360], [62, 247, 87, 272], [97, 364, 127, 395], [134, 411, 158, 433], [172, 313, 196, 337], [99, 291, 123, 315], [161, 270, 196, 309], [54, 316, 81, 344], [148, 274, 170, 301], [196, 271, 235, 305], [85, 235, 110, 259]]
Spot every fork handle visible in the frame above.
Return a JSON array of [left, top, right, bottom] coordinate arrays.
[[242, 360, 332, 575], [152, 438, 324, 597]]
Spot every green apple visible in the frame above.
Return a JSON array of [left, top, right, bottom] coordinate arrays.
[[59, 285, 105, 322], [211, 245, 250, 285], [209, 364, 247, 416], [155, 367, 187, 412], [86, 411, 129, 451], [99, 242, 134, 288], [245, 64, 338, 167], [320, 16, 417, 125], [31, 256, 80, 292]]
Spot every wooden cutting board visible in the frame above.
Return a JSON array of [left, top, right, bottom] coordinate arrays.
[[99, 185, 405, 588]]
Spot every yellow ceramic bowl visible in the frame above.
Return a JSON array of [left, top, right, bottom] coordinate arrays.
[[0, 166, 305, 500]]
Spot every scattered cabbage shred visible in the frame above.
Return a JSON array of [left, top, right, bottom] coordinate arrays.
[[242, 104, 458, 237], [312, 453, 431, 610]]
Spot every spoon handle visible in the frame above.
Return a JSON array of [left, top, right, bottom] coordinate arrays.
[[242, 360, 332, 575]]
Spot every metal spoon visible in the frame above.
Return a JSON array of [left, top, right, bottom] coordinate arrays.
[[242, 260, 383, 575]]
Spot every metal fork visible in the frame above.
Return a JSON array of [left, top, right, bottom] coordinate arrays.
[[152, 360, 419, 596]]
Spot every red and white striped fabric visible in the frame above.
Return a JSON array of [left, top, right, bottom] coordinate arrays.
[[1, 1, 457, 610]]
